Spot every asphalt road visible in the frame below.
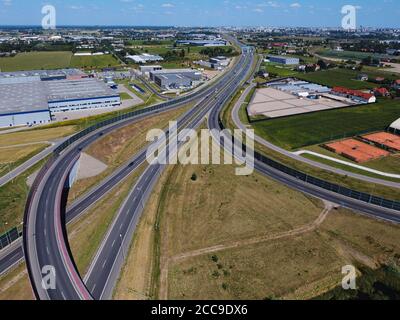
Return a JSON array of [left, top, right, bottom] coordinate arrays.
[[208, 79, 400, 226], [23, 45, 253, 300], [83, 46, 255, 300], [231, 81, 400, 189]]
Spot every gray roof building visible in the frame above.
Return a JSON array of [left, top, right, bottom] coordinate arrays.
[[46, 78, 118, 102], [154, 74, 192, 89], [0, 81, 49, 116]]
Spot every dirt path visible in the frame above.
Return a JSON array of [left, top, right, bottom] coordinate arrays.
[[158, 202, 334, 300]]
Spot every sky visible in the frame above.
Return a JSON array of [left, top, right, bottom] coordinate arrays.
[[0, 0, 399, 28]]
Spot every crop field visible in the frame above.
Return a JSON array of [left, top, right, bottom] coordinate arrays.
[[251, 99, 400, 150], [297, 68, 380, 90], [317, 49, 393, 61], [70, 54, 120, 69], [0, 51, 121, 71], [0, 51, 72, 71]]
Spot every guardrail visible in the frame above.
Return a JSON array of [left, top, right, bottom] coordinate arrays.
[[0, 226, 21, 250], [22, 50, 247, 298], [217, 118, 400, 213]]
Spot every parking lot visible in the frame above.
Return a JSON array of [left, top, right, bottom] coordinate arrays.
[[248, 87, 352, 119]]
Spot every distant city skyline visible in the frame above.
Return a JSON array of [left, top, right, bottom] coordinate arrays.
[[0, 0, 399, 28]]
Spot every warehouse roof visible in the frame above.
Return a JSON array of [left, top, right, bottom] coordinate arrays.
[[268, 55, 300, 60], [46, 79, 118, 102], [0, 78, 119, 116], [150, 68, 199, 75], [0, 81, 48, 116], [0, 69, 85, 80], [155, 74, 188, 81]]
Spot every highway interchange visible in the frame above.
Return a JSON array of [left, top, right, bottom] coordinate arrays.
[[0, 37, 398, 300], [22, 43, 254, 300]]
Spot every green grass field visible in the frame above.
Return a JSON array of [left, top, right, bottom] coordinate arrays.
[[251, 99, 400, 150], [263, 63, 299, 77], [0, 51, 120, 71], [317, 49, 392, 61], [70, 54, 120, 69], [297, 68, 381, 90], [0, 51, 72, 71], [119, 92, 132, 100]]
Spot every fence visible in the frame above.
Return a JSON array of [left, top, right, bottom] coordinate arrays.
[[217, 115, 400, 214], [0, 226, 21, 250]]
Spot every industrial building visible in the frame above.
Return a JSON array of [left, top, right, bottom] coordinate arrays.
[[139, 65, 163, 76], [0, 70, 121, 128], [0, 68, 86, 81], [176, 39, 227, 47], [126, 53, 164, 64], [154, 74, 192, 89], [46, 79, 121, 113], [196, 56, 231, 70], [267, 55, 300, 65], [149, 68, 202, 89], [331, 87, 377, 104], [0, 81, 51, 127]]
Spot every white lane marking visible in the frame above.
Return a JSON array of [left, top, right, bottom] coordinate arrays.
[[102, 260, 107, 269], [61, 291, 67, 300], [92, 284, 97, 292], [111, 240, 116, 248]]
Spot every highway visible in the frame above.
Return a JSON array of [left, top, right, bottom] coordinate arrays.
[[23, 45, 253, 300], [0, 41, 241, 278], [83, 49, 253, 299], [22, 38, 399, 302], [207, 75, 400, 226], [231, 81, 400, 189]]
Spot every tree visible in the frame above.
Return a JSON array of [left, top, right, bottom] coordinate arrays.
[[317, 59, 328, 70]]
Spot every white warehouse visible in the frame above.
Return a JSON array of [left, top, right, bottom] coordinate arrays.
[[0, 70, 121, 128], [46, 79, 121, 113], [0, 81, 51, 128]]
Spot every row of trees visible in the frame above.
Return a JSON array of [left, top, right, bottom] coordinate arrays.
[[200, 46, 238, 57]]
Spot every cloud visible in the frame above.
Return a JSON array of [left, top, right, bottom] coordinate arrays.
[[290, 3, 301, 8]]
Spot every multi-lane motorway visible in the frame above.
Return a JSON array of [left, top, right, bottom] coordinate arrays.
[[22, 45, 254, 300], [84, 48, 254, 300], [0, 43, 242, 277], [19, 38, 400, 301]]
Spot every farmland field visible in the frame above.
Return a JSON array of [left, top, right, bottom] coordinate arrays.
[[0, 51, 72, 71], [297, 68, 393, 90], [251, 99, 400, 150], [317, 49, 394, 61], [70, 54, 120, 69], [263, 63, 299, 77]]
